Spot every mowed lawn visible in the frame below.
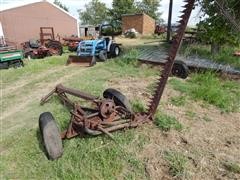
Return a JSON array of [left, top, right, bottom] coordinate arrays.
[[1, 49, 240, 179]]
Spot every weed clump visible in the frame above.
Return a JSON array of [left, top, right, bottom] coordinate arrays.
[[164, 151, 188, 178], [169, 71, 240, 112], [154, 114, 183, 132], [224, 162, 240, 174]]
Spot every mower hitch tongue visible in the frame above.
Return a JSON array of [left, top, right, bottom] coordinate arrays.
[[39, 0, 195, 160]]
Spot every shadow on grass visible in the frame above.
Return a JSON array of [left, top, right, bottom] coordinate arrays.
[[36, 128, 49, 159]]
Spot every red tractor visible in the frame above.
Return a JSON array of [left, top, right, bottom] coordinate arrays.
[[22, 27, 62, 59]]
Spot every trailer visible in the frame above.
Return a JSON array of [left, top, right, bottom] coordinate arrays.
[[0, 46, 24, 69]]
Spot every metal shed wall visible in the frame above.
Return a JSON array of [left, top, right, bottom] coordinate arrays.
[[0, 1, 78, 47], [122, 13, 155, 35]]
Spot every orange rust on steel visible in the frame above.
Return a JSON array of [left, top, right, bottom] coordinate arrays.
[[40, 87, 56, 105], [100, 119, 131, 126], [56, 84, 97, 101], [58, 93, 75, 107], [147, 0, 195, 116], [97, 126, 115, 140]]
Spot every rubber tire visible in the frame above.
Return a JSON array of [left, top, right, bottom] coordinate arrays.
[[68, 46, 77, 52], [110, 44, 120, 58], [0, 62, 9, 69], [103, 88, 132, 112], [172, 60, 189, 79], [99, 50, 107, 61], [13, 60, 24, 68], [39, 112, 63, 160], [47, 42, 63, 56]]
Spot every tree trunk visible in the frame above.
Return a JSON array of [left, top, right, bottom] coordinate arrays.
[[211, 43, 221, 54]]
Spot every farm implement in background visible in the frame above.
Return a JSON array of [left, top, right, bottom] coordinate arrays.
[[22, 27, 63, 59], [0, 44, 24, 69], [39, 0, 195, 160], [63, 36, 95, 52]]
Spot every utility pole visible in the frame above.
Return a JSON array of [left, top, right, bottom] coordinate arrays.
[[167, 0, 173, 42]]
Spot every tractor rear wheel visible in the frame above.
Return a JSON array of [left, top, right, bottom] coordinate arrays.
[[110, 44, 120, 58], [172, 60, 189, 79], [39, 112, 63, 160], [103, 88, 132, 112], [47, 42, 63, 56]]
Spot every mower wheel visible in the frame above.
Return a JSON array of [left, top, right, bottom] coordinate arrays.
[[39, 112, 63, 160], [172, 60, 189, 79], [103, 88, 132, 112], [110, 44, 120, 58], [99, 50, 107, 61]]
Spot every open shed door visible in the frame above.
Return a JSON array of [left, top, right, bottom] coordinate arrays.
[[0, 22, 6, 46]]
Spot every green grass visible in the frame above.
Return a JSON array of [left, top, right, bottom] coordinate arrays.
[[1, 49, 154, 179], [164, 151, 188, 178], [131, 99, 146, 112], [154, 113, 183, 132], [170, 95, 187, 107], [180, 43, 240, 68], [202, 115, 212, 122], [169, 71, 240, 112], [1, 54, 71, 85], [185, 111, 196, 119], [1, 46, 240, 179], [223, 162, 240, 174]]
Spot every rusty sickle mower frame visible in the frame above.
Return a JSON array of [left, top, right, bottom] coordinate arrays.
[[39, 0, 195, 160]]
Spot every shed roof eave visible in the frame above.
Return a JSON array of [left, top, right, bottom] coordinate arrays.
[[0, 0, 78, 21]]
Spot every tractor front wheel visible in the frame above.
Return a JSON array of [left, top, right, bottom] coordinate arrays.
[[110, 44, 120, 58], [39, 112, 63, 160]]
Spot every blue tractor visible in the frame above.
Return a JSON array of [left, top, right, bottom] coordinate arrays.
[[67, 24, 121, 66]]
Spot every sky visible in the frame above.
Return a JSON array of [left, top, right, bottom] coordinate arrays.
[[0, 0, 202, 25]]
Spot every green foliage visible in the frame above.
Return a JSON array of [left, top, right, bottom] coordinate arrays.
[[78, 0, 108, 25], [169, 72, 240, 112], [154, 114, 183, 132], [131, 100, 146, 112], [185, 111, 196, 119], [109, 0, 137, 22], [135, 0, 162, 21], [223, 162, 240, 174], [170, 96, 187, 107], [108, 0, 162, 27], [164, 151, 188, 178], [53, 0, 69, 12], [197, 0, 240, 47]]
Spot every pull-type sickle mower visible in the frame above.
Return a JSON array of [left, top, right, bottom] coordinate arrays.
[[39, 0, 195, 160]]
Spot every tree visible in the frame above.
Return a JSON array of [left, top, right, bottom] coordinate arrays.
[[136, 0, 162, 21], [78, 0, 108, 25], [109, 0, 137, 22], [197, 0, 240, 54], [53, 0, 69, 12]]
